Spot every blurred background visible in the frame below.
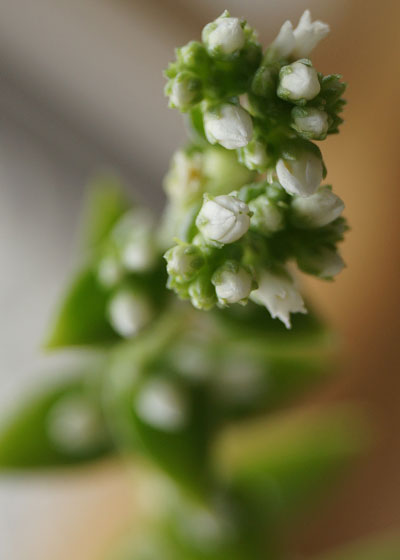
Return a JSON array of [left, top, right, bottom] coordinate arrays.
[[0, 0, 399, 558]]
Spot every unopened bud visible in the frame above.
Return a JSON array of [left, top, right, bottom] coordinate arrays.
[[202, 12, 245, 56], [248, 195, 285, 235], [291, 186, 344, 228], [196, 194, 251, 245], [292, 107, 329, 140], [204, 103, 253, 150], [212, 260, 254, 305], [277, 60, 320, 104]]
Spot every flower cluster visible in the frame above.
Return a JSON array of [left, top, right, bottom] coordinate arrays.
[[164, 10, 347, 328]]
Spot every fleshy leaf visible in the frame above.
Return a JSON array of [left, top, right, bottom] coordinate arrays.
[[0, 375, 114, 469], [43, 265, 118, 349], [215, 406, 367, 521]]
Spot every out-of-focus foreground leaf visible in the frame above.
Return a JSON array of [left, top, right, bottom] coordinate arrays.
[[82, 175, 131, 251], [43, 265, 118, 349], [214, 405, 368, 522], [316, 535, 400, 560], [0, 373, 114, 468]]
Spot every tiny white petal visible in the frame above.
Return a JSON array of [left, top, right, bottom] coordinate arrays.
[[291, 186, 345, 227], [276, 151, 323, 197], [292, 10, 330, 59], [108, 291, 153, 338], [204, 104, 253, 150], [196, 194, 250, 244], [250, 269, 307, 328], [135, 379, 187, 431], [270, 19, 295, 58]]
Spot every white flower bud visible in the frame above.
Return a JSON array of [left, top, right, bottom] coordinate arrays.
[[292, 10, 330, 59], [188, 273, 217, 311], [47, 396, 104, 453], [135, 379, 187, 432], [248, 195, 285, 235], [168, 72, 201, 111], [291, 186, 345, 228], [122, 237, 156, 272], [202, 14, 245, 55], [292, 107, 329, 139], [196, 194, 251, 245], [164, 244, 204, 283], [97, 256, 123, 288], [112, 210, 157, 272], [278, 61, 320, 103], [276, 150, 323, 197], [204, 104, 253, 150], [212, 261, 253, 305], [239, 140, 270, 171], [299, 248, 345, 278], [108, 290, 153, 338], [250, 269, 307, 329], [270, 11, 329, 61]]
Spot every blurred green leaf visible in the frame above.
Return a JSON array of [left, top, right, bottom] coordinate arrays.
[[43, 265, 118, 349], [0, 375, 114, 469], [215, 406, 367, 522], [82, 175, 131, 252], [317, 535, 400, 560], [104, 310, 215, 493]]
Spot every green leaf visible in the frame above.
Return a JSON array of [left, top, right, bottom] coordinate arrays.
[[82, 175, 131, 252], [215, 406, 367, 522], [43, 265, 118, 349], [0, 375, 114, 469]]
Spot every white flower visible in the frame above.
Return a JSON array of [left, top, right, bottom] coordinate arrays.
[[293, 107, 329, 139], [164, 244, 203, 282], [270, 10, 329, 60], [291, 186, 345, 227], [196, 194, 251, 244], [164, 150, 204, 202], [135, 379, 187, 431], [204, 104, 253, 150], [301, 248, 345, 278], [250, 269, 307, 328], [47, 395, 103, 453], [270, 19, 295, 59], [122, 236, 156, 272], [276, 151, 323, 197], [212, 261, 253, 305], [239, 140, 270, 171], [202, 15, 245, 55], [292, 10, 330, 59], [248, 195, 285, 235], [278, 60, 320, 103], [108, 290, 153, 338], [97, 256, 123, 287]]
